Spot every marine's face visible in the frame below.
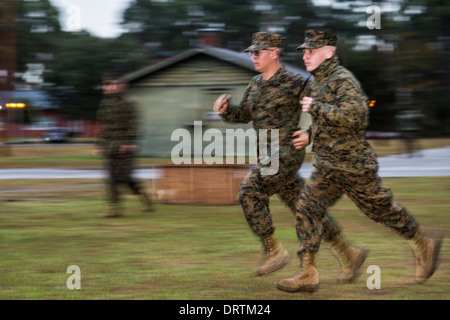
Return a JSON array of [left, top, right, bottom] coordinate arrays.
[[302, 46, 334, 72], [103, 82, 127, 95], [250, 49, 275, 73]]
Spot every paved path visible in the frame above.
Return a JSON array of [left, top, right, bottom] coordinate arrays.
[[1, 147, 450, 180]]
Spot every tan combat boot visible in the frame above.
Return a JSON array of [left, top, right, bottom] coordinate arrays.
[[256, 234, 289, 276], [329, 235, 368, 283], [276, 252, 319, 293], [408, 232, 442, 284], [140, 192, 154, 212]]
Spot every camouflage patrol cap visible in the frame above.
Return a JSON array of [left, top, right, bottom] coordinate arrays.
[[296, 29, 337, 50], [244, 32, 285, 52]]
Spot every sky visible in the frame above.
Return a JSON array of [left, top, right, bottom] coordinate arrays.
[[46, 0, 352, 39], [49, 0, 133, 38], [47, 0, 405, 39]]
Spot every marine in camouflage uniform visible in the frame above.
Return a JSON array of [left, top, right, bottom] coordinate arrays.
[[214, 32, 360, 278], [224, 51, 306, 236], [276, 30, 442, 292], [95, 80, 153, 217]]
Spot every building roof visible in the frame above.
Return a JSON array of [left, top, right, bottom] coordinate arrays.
[[120, 46, 310, 83]]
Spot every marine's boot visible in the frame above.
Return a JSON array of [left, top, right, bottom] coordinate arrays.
[[256, 234, 289, 276], [329, 235, 368, 283], [140, 192, 154, 212], [276, 252, 319, 293], [408, 232, 442, 284]]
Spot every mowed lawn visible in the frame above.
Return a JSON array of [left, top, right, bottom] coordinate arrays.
[[0, 140, 449, 300], [0, 177, 448, 300]]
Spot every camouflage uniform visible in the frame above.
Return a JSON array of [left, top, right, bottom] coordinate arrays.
[[96, 92, 147, 206], [222, 32, 340, 240], [295, 30, 419, 254]]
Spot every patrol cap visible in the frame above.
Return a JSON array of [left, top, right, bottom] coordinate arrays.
[[244, 32, 285, 52], [296, 29, 337, 50]]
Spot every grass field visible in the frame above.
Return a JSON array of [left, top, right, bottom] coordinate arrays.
[[0, 140, 449, 300]]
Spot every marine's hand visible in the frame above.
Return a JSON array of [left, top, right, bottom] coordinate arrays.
[[292, 130, 309, 150], [213, 93, 231, 114], [301, 97, 314, 113]]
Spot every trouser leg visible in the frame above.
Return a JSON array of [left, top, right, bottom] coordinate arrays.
[[239, 160, 306, 236], [342, 171, 443, 284], [107, 156, 120, 204], [277, 173, 304, 214], [117, 154, 142, 195], [118, 154, 153, 211], [278, 173, 342, 243], [238, 165, 274, 236], [294, 169, 343, 254], [238, 164, 293, 275], [343, 171, 419, 239]]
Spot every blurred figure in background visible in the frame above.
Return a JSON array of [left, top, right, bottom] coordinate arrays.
[[279, 30, 442, 293], [396, 108, 424, 157], [93, 78, 153, 217]]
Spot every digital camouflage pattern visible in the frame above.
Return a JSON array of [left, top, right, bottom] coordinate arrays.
[[222, 66, 341, 240], [222, 66, 306, 153], [244, 32, 285, 52], [296, 29, 337, 50], [96, 93, 138, 157], [295, 168, 419, 253], [96, 93, 144, 204], [307, 56, 378, 174], [295, 55, 418, 254]]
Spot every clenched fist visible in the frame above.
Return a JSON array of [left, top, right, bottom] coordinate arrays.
[[292, 130, 310, 150], [213, 93, 231, 114], [301, 97, 314, 113]]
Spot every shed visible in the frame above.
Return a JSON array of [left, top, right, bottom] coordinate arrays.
[[120, 46, 311, 158]]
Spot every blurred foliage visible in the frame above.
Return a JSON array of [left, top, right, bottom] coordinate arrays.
[[11, 0, 450, 134], [15, 0, 149, 120]]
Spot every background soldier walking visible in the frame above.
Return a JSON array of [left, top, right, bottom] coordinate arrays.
[[93, 79, 153, 217]]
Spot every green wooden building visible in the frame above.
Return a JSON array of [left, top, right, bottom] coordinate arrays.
[[120, 46, 311, 158]]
